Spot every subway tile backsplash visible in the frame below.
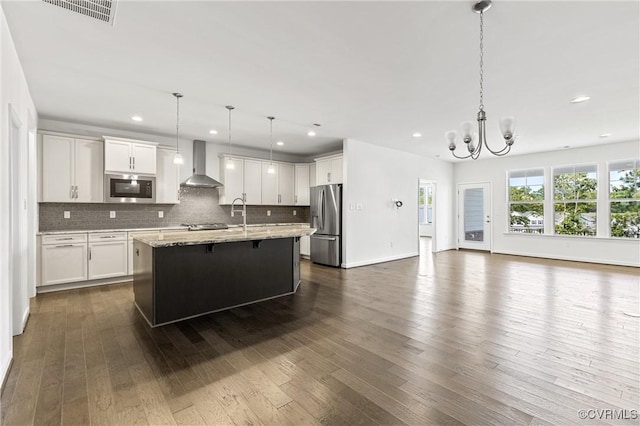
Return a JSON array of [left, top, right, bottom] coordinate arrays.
[[39, 186, 309, 231]]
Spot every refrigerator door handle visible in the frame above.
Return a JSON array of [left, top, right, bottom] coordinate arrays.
[[312, 235, 336, 241]]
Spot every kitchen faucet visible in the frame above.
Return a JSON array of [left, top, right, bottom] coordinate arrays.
[[231, 197, 247, 231]]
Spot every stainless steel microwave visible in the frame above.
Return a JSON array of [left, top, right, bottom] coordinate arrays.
[[105, 174, 156, 203]]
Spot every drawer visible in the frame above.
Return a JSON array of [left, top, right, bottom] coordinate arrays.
[[42, 233, 87, 245], [89, 232, 127, 242]]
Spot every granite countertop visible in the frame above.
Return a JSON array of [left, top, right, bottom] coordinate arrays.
[[37, 223, 309, 236], [133, 224, 316, 248]]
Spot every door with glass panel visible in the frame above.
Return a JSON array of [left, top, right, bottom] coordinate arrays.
[[458, 183, 491, 250]]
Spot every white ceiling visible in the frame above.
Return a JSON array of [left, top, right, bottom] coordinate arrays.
[[3, 0, 639, 160]]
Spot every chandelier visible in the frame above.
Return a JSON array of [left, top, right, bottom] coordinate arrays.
[[446, 0, 516, 160]]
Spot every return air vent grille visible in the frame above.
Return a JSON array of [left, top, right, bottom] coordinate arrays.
[[42, 0, 117, 25]]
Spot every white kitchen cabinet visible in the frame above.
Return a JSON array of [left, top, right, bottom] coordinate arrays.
[[219, 156, 262, 205], [88, 232, 128, 280], [128, 237, 134, 275], [41, 134, 104, 202], [41, 233, 88, 286], [104, 137, 157, 175], [316, 155, 343, 185], [261, 162, 295, 205], [300, 235, 310, 257], [294, 164, 310, 206], [156, 148, 181, 204]]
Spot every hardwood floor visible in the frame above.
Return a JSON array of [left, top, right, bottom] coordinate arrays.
[[2, 239, 639, 425]]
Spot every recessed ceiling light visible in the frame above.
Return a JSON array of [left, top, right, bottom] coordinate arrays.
[[209, 129, 218, 135], [276, 141, 284, 146], [412, 132, 422, 138], [570, 96, 590, 104], [307, 130, 316, 137], [131, 116, 143, 122], [599, 133, 612, 138]]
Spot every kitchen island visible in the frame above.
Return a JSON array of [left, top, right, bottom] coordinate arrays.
[[132, 224, 315, 326]]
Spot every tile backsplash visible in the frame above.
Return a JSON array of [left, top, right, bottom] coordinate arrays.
[[39, 186, 309, 231]]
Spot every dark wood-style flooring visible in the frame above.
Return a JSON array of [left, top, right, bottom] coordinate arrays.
[[1, 239, 639, 425]]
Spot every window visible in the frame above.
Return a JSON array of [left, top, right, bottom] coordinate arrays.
[[508, 169, 544, 233], [609, 160, 640, 238], [553, 165, 597, 236]]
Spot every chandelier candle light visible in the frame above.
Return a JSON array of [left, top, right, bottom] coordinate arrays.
[[172, 92, 184, 165], [267, 116, 276, 174], [446, 0, 516, 160], [225, 105, 235, 169]]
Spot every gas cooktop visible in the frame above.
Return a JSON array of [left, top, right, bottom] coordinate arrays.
[[182, 223, 229, 231]]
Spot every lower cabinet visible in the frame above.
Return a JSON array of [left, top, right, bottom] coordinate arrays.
[[88, 232, 128, 280], [300, 235, 310, 256], [41, 233, 88, 286]]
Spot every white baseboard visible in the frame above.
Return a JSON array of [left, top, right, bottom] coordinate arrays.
[[37, 276, 133, 294], [344, 252, 419, 268], [1, 350, 12, 393], [492, 249, 640, 268]]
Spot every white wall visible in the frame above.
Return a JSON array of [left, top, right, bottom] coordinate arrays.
[[343, 139, 454, 268], [453, 141, 640, 267], [0, 4, 38, 391], [38, 118, 308, 183]]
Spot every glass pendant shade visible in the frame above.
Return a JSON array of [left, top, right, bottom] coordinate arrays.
[[226, 158, 235, 170], [173, 152, 184, 165], [446, 131, 457, 150], [499, 116, 516, 139], [267, 164, 276, 174], [460, 121, 474, 143]]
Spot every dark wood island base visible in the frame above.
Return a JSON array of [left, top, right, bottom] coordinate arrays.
[[133, 235, 303, 327]]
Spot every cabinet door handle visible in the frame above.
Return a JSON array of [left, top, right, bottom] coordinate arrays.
[[328, 172, 331, 182], [74, 185, 78, 199], [133, 157, 135, 170], [70, 185, 74, 200], [295, 195, 297, 204], [89, 248, 92, 260]]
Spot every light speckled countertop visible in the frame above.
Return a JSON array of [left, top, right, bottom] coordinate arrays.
[[37, 223, 308, 236], [133, 224, 315, 248]]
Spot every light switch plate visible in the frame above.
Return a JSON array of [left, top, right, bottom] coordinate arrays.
[[267, 210, 271, 216], [158, 211, 164, 218], [293, 210, 297, 216], [110, 211, 116, 218], [63, 211, 70, 219]]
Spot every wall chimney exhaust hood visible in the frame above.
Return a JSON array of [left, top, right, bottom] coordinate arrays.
[[181, 140, 223, 187]]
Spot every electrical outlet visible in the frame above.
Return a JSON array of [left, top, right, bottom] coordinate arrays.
[[267, 210, 271, 216], [231, 211, 235, 217], [356, 203, 363, 210], [63, 211, 70, 219], [110, 211, 116, 219], [293, 210, 297, 216], [349, 203, 355, 210], [158, 211, 164, 218]]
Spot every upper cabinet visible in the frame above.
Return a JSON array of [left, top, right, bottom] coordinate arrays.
[[261, 162, 295, 205], [156, 148, 181, 204], [316, 155, 343, 185], [218, 156, 262, 205], [294, 164, 310, 206], [41, 134, 104, 203], [104, 137, 157, 175]]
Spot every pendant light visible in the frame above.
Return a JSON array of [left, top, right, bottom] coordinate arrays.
[[172, 92, 184, 165], [225, 105, 235, 170], [446, 0, 516, 160], [267, 116, 276, 174]]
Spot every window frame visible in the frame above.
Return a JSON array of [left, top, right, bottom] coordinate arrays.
[[552, 163, 598, 237], [507, 168, 545, 234], [608, 159, 640, 239]]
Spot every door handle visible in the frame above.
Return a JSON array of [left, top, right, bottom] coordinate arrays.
[[313, 236, 336, 241]]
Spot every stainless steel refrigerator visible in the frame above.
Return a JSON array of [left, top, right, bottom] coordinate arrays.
[[310, 184, 342, 267]]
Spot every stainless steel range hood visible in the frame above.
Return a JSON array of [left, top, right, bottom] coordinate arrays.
[[181, 140, 223, 187]]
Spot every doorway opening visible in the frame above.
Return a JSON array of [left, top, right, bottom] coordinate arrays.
[[418, 179, 436, 254]]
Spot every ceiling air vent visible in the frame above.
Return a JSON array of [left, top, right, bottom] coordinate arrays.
[[42, 0, 117, 25]]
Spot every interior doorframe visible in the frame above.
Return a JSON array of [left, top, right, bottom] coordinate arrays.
[[456, 181, 493, 252]]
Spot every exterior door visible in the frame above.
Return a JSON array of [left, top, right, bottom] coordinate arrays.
[[458, 183, 491, 251]]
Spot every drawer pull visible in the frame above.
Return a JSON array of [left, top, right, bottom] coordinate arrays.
[[99, 236, 117, 239], [55, 237, 74, 241], [55, 244, 74, 248]]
